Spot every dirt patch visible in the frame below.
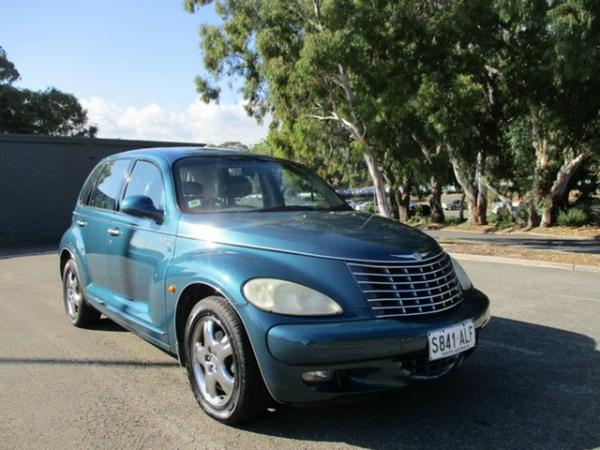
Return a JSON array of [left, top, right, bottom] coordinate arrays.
[[524, 226, 600, 239], [438, 240, 600, 267], [444, 224, 498, 233], [437, 224, 600, 239]]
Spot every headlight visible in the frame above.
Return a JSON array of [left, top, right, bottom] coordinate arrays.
[[451, 257, 473, 291], [242, 278, 343, 316]]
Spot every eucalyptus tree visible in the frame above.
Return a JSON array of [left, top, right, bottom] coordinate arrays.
[[185, 0, 430, 218], [408, 0, 506, 226], [265, 115, 368, 188], [494, 0, 600, 227]]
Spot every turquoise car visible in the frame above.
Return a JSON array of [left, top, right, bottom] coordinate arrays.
[[59, 147, 490, 423]]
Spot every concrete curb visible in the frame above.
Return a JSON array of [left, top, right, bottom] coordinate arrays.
[[449, 252, 600, 274]]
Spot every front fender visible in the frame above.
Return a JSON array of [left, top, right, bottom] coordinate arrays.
[[165, 236, 372, 402]]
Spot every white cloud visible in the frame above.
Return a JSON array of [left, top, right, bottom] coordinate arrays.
[[80, 97, 270, 146]]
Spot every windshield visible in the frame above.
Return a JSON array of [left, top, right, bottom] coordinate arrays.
[[173, 155, 351, 213]]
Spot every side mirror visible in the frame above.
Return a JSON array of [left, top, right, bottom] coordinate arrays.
[[121, 195, 164, 224]]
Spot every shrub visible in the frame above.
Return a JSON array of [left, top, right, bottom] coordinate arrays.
[[364, 202, 376, 214], [557, 208, 588, 227], [445, 216, 466, 225], [494, 207, 514, 229]]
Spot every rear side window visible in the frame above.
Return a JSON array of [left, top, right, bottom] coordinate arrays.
[[88, 159, 131, 211], [79, 162, 106, 205], [122, 160, 165, 210]]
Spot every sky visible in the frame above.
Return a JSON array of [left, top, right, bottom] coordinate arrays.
[[0, 0, 270, 144]]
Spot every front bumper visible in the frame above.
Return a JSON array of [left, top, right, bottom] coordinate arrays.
[[259, 288, 490, 404]]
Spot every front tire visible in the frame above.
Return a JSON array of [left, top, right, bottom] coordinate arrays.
[[184, 296, 270, 424], [62, 259, 101, 327]]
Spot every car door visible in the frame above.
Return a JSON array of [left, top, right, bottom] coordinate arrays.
[[106, 159, 175, 343], [76, 158, 132, 291]]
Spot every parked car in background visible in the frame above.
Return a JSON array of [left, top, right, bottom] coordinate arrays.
[[491, 199, 525, 215], [59, 147, 490, 423], [443, 199, 464, 211]]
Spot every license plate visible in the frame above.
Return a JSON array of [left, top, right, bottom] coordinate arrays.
[[428, 320, 476, 361]]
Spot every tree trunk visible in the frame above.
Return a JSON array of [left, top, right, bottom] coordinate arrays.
[[527, 110, 548, 228], [429, 175, 444, 224], [527, 202, 538, 229], [363, 151, 392, 218], [451, 158, 480, 225], [398, 179, 412, 223], [539, 208, 553, 228], [458, 192, 466, 221], [539, 151, 588, 227], [475, 151, 488, 225], [475, 193, 488, 224], [389, 185, 400, 220]]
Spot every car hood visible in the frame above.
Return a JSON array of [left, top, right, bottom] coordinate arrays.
[[178, 211, 442, 262]]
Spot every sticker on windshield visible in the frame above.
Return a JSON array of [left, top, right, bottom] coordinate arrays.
[[188, 199, 201, 208]]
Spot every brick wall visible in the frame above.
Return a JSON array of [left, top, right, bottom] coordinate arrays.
[[0, 134, 204, 246]]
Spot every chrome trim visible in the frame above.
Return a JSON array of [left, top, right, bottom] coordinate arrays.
[[348, 258, 452, 270], [358, 275, 454, 288], [346, 252, 445, 269], [354, 271, 453, 284], [370, 291, 462, 308], [347, 252, 463, 318], [107, 227, 121, 236], [372, 301, 463, 318], [364, 280, 459, 297]]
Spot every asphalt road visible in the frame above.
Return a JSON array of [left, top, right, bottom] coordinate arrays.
[[425, 229, 600, 255], [1, 254, 599, 450]]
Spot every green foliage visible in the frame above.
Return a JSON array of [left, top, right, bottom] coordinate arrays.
[[557, 208, 588, 227], [0, 46, 19, 84], [363, 202, 376, 215], [493, 207, 514, 230], [215, 141, 249, 151], [184, 1, 599, 227], [0, 46, 97, 137], [444, 216, 466, 226]]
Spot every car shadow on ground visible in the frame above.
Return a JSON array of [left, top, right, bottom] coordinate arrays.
[[87, 317, 128, 332], [240, 317, 600, 450]]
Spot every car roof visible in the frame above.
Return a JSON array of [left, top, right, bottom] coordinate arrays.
[[107, 147, 276, 164]]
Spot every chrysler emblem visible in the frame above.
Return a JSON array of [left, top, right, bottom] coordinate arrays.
[[390, 252, 427, 261]]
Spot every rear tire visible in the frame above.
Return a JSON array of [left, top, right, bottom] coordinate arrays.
[[62, 259, 101, 327], [184, 296, 271, 424]]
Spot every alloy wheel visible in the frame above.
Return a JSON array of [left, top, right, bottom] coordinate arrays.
[[65, 269, 83, 321], [191, 316, 236, 408]]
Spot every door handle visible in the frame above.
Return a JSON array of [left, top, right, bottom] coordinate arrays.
[[76, 220, 87, 227], [107, 227, 121, 236]]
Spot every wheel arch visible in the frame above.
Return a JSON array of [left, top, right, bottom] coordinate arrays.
[[174, 282, 224, 366], [59, 247, 76, 278]]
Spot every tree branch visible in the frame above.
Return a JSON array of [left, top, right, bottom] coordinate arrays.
[[480, 174, 525, 225], [411, 133, 433, 164], [450, 158, 477, 204]]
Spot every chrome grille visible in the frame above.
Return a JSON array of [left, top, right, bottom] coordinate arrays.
[[347, 252, 463, 318]]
